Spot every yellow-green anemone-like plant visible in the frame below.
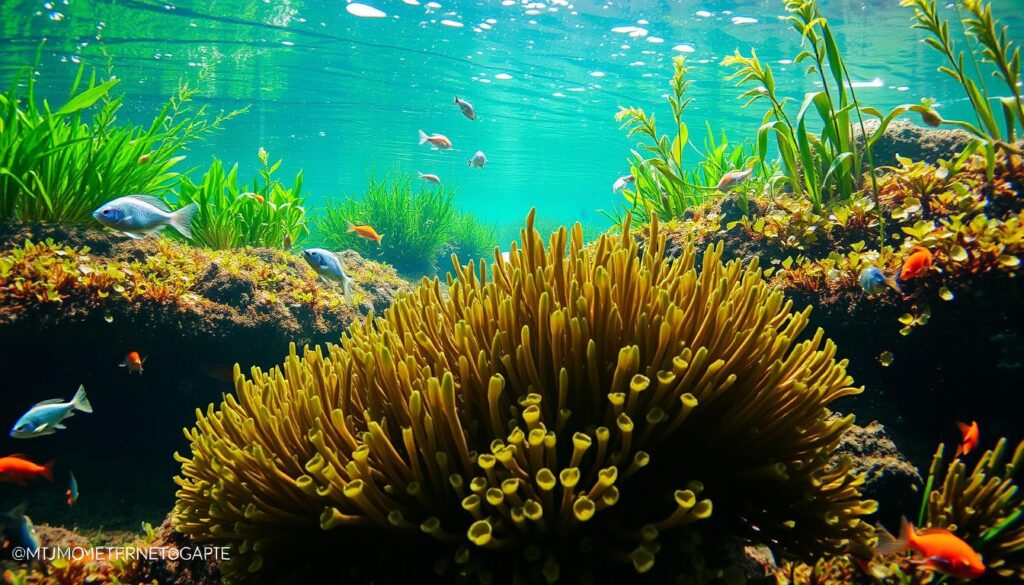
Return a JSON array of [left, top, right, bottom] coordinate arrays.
[[174, 210, 875, 583]]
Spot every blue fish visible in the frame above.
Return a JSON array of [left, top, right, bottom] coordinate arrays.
[[66, 471, 78, 507], [10, 385, 93, 439], [302, 248, 353, 302], [92, 195, 198, 240], [859, 266, 901, 296], [6, 506, 39, 554]]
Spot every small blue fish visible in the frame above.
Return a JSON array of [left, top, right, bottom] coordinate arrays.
[[302, 248, 353, 302], [10, 385, 93, 439], [66, 471, 78, 508], [7, 507, 39, 554], [92, 195, 198, 240], [859, 266, 901, 296]]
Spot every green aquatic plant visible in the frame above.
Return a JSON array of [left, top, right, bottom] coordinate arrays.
[[614, 56, 712, 223], [174, 210, 875, 583], [0, 60, 242, 223], [174, 150, 307, 250], [900, 0, 1024, 151], [723, 0, 934, 218], [315, 173, 457, 275], [445, 211, 499, 267]]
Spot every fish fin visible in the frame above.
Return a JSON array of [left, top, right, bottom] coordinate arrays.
[[119, 361, 126, 368], [346, 221, 356, 233], [126, 195, 171, 212], [54, 423, 67, 430], [121, 230, 145, 240], [30, 398, 64, 408], [418, 129, 429, 145], [71, 385, 93, 414], [377, 234, 383, 245], [957, 421, 972, 434], [875, 517, 913, 556], [955, 444, 965, 457], [41, 461, 54, 482], [454, 96, 459, 104], [168, 203, 198, 239]]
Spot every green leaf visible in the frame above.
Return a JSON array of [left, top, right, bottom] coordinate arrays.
[[54, 78, 120, 116]]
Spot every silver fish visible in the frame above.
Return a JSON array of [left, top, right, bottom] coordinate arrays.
[[10, 385, 92, 439], [716, 168, 755, 192], [612, 174, 635, 192], [418, 172, 441, 184], [454, 96, 476, 120], [302, 248, 353, 302], [468, 151, 487, 168], [93, 195, 198, 240]]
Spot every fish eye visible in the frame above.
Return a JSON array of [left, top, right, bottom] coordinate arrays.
[[102, 209, 112, 216]]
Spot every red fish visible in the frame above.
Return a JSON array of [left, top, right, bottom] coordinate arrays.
[[138, 153, 151, 164], [0, 455, 54, 485], [876, 517, 985, 580], [900, 246, 933, 281], [120, 351, 146, 375], [955, 421, 980, 457]]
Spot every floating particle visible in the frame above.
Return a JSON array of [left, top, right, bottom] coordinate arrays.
[[778, 59, 793, 64], [938, 286, 954, 301], [479, 78, 491, 84], [104, 314, 114, 323], [346, 3, 387, 18], [567, 87, 585, 92], [637, 19, 648, 25], [589, 71, 605, 77], [629, 28, 648, 37], [731, 16, 757, 24], [552, 92, 566, 97], [629, 61, 645, 67], [402, 0, 420, 4], [525, 9, 540, 15], [647, 36, 664, 43], [611, 25, 637, 34], [672, 44, 695, 53], [480, 22, 491, 29], [426, 1, 441, 8], [502, 0, 514, 5], [281, 40, 295, 46], [897, 86, 910, 91], [494, 72, 513, 80], [695, 10, 712, 17], [441, 19, 463, 27], [486, 18, 497, 24], [878, 351, 894, 367]]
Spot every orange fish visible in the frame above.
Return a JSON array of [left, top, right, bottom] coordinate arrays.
[[418, 130, 453, 150], [876, 517, 985, 580], [138, 153, 150, 164], [120, 351, 146, 375], [900, 246, 933, 281], [955, 421, 980, 457], [0, 455, 54, 485], [347, 221, 383, 245], [240, 192, 265, 204]]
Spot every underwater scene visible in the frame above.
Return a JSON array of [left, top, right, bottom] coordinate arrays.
[[0, 0, 1023, 583]]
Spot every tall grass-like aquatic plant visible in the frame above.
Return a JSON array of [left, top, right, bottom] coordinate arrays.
[[611, 57, 760, 224], [174, 149, 307, 250], [901, 0, 1024, 171], [315, 173, 459, 274], [0, 60, 242, 222]]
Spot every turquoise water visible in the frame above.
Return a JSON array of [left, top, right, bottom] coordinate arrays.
[[1, 0, 1022, 224]]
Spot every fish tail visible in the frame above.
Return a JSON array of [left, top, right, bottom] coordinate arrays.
[[169, 203, 198, 240], [346, 221, 357, 233], [885, 274, 902, 294], [454, 96, 459, 104], [418, 129, 429, 145], [376, 234, 383, 246], [342, 275, 353, 304], [42, 460, 55, 482], [876, 517, 913, 556], [71, 385, 93, 414]]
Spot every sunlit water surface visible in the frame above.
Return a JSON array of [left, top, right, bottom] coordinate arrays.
[[2, 0, 1022, 224]]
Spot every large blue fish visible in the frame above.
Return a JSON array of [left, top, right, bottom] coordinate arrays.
[[10, 385, 93, 439], [92, 195, 197, 240], [302, 248, 353, 302], [859, 266, 901, 296]]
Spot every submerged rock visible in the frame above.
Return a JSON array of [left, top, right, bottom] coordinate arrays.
[[854, 119, 973, 168], [833, 420, 921, 518]]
